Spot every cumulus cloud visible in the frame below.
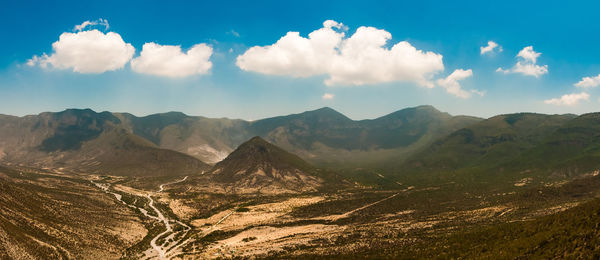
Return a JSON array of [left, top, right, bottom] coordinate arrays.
[[236, 20, 444, 87], [517, 46, 540, 63], [511, 61, 548, 77], [74, 18, 109, 32], [574, 74, 600, 88], [497, 46, 548, 77], [322, 93, 334, 100], [480, 41, 501, 55], [436, 69, 475, 98], [544, 92, 589, 106], [130, 43, 213, 77], [28, 29, 134, 73]]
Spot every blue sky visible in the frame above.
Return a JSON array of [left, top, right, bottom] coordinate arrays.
[[1, 0, 600, 120]]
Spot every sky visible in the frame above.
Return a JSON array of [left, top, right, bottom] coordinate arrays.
[[1, 0, 600, 120]]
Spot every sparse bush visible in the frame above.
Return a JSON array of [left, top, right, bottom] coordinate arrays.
[[242, 236, 257, 242], [236, 207, 250, 212]]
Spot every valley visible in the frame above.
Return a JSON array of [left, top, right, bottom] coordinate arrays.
[[2, 106, 600, 259], [3, 162, 599, 259]]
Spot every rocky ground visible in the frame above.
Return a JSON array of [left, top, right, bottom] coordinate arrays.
[[2, 164, 599, 259]]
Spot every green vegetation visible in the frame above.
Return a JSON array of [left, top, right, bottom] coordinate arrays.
[[122, 222, 166, 259], [336, 198, 600, 259], [387, 112, 600, 192], [236, 207, 250, 212]]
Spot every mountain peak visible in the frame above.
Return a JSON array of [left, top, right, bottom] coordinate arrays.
[[210, 136, 324, 193], [305, 106, 348, 118], [246, 135, 269, 144], [313, 106, 337, 113], [415, 104, 440, 112], [290, 106, 354, 125], [216, 136, 312, 172]]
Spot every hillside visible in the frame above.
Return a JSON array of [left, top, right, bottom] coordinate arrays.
[[114, 106, 482, 167], [73, 129, 211, 176], [399, 113, 574, 172], [517, 112, 600, 173], [391, 112, 600, 188], [0, 165, 145, 259], [249, 105, 482, 167], [0, 106, 481, 177], [208, 136, 345, 194], [0, 109, 210, 176], [115, 112, 250, 164], [405, 196, 600, 259]]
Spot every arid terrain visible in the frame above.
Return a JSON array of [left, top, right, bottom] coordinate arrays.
[[3, 161, 600, 259], [2, 107, 600, 259]]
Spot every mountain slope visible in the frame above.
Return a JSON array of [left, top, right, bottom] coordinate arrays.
[[399, 113, 575, 172], [209, 136, 344, 193], [250, 105, 482, 167], [73, 129, 211, 176], [422, 197, 600, 259], [0, 165, 144, 259], [0, 106, 481, 174], [115, 112, 250, 164], [0, 109, 210, 176], [517, 112, 600, 175], [391, 112, 599, 188], [357, 105, 480, 149]]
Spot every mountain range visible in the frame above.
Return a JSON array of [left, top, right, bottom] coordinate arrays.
[[0, 105, 480, 177], [3, 105, 600, 258], [2, 105, 600, 189]]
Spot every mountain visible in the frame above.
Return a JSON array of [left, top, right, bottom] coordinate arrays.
[[391, 112, 594, 187], [72, 129, 211, 176], [249, 105, 482, 167], [400, 113, 574, 171], [209, 136, 345, 194], [0, 106, 482, 177], [357, 105, 480, 149], [0, 109, 210, 176], [120, 106, 482, 167], [516, 112, 600, 175], [114, 111, 250, 164], [114, 106, 481, 167]]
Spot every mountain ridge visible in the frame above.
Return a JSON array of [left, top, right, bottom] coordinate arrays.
[[0, 105, 483, 171], [207, 136, 337, 193]]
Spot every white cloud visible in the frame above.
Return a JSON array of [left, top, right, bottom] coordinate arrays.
[[495, 67, 508, 73], [322, 93, 334, 100], [74, 18, 109, 32], [470, 89, 485, 97], [480, 41, 501, 55], [544, 92, 589, 106], [574, 74, 600, 88], [511, 62, 548, 77], [497, 46, 547, 77], [236, 20, 444, 87], [130, 43, 213, 77], [517, 46, 540, 63], [436, 69, 474, 98], [28, 29, 134, 73]]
